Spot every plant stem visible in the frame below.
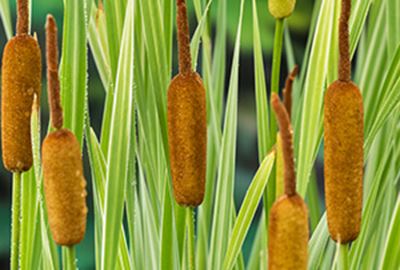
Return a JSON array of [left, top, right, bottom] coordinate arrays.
[[335, 242, 349, 270], [339, 244, 349, 270], [10, 173, 21, 270], [264, 18, 285, 229], [186, 207, 195, 270], [62, 246, 77, 270], [271, 19, 285, 94]]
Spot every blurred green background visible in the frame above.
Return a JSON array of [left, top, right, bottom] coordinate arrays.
[[0, 0, 314, 268]]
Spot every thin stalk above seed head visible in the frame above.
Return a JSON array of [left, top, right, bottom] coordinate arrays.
[[268, 94, 309, 270]]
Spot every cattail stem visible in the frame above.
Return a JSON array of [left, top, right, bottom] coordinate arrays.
[[271, 19, 284, 95], [271, 94, 296, 196], [176, 0, 192, 74], [186, 208, 195, 270], [337, 243, 349, 269], [283, 65, 299, 118], [264, 18, 285, 224], [10, 173, 21, 270], [62, 246, 77, 270], [338, 0, 351, 82], [46, 15, 63, 130], [16, 0, 29, 35]]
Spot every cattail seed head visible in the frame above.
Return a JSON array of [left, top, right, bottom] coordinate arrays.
[[268, 93, 308, 269], [1, 0, 41, 172], [324, 81, 363, 243], [1, 35, 42, 172], [42, 15, 87, 246], [42, 128, 88, 246], [168, 0, 207, 207], [268, 194, 309, 270], [268, 0, 296, 19], [324, 0, 363, 244], [168, 72, 207, 207]]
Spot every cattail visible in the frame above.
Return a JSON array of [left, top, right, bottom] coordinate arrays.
[[283, 65, 299, 118], [268, 93, 308, 270], [324, 0, 363, 244], [167, 0, 207, 207], [42, 15, 87, 246], [268, 0, 296, 19], [1, 0, 42, 172], [276, 65, 298, 197]]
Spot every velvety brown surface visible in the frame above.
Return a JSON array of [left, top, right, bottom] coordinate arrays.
[[268, 0, 296, 19], [167, 72, 207, 207], [268, 194, 309, 270], [1, 35, 42, 172], [324, 80, 363, 243], [42, 129, 87, 246]]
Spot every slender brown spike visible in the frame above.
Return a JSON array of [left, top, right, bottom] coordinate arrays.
[[338, 0, 351, 82], [46, 15, 63, 130], [283, 65, 299, 117], [271, 93, 296, 196], [176, 0, 192, 74], [98, 0, 104, 10], [16, 0, 29, 35]]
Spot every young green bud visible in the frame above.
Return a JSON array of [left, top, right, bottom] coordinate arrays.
[[269, 0, 296, 19]]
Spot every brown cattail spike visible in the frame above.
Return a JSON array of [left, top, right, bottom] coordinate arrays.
[[46, 15, 63, 130], [283, 65, 299, 117], [17, 0, 29, 35], [176, 0, 192, 74], [338, 0, 351, 82], [168, 72, 207, 206], [168, 0, 207, 207], [43, 15, 87, 246], [268, 94, 308, 270], [324, 0, 363, 244], [324, 81, 363, 243], [271, 93, 295, 196], [1, 2, 41, 172], [42, 129, 88, 246]]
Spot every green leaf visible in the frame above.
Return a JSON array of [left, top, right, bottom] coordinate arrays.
[[104, 0, 127, 77], [85, 127, 131, 270], [223, 151, 275, 270], [208, 0, 246, 269], [379, 179, 400, 269], [0, 0, 12, 39], [253, 0, 272, 162], [88, 1, 112, 91], [60, 0, 88, 146], [296, 0, 335, 196], [365, 45, 400, 152], [100, 0, 135, 268]]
